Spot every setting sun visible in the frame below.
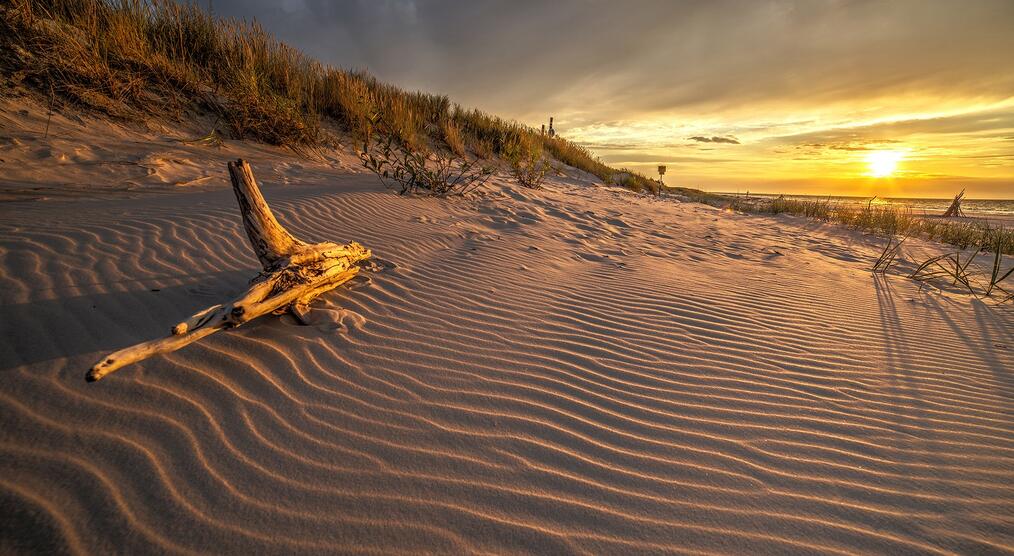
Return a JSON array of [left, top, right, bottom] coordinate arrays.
[[866, 150, 904, 178]]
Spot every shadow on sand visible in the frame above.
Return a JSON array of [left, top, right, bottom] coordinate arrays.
[[0, 269, 255, 371]]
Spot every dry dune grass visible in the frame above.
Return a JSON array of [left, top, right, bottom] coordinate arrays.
[[907, 236, 1014, 301], [440, 118, 466, 157], [670, 191, 1014, 256], [766, 197, 1013, 253], [503, 131, 550, 189], [1, 0, 660, 191]]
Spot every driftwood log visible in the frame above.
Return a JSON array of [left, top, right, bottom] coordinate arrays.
[[86, 159, 371, 382], [942, 189, 966, 218]]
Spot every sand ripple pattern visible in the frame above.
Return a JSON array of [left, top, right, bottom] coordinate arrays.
[[2, 181, 1013, 554]]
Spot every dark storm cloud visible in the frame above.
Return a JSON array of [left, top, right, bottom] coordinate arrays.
[[205, 0, 1014, 124], [688, 136, 740, 144]]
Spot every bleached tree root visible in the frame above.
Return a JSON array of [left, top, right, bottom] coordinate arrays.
[[87, 159, 371, 382]]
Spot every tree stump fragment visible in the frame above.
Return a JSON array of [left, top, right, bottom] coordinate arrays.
[[86, 159, 371, 382]]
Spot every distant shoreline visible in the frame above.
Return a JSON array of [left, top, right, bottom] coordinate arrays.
[[713, 192, 1014, 202], [707, 191, 1014, 223]]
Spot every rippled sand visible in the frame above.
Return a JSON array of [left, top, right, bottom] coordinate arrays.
[[1, 100, 1013, 554]]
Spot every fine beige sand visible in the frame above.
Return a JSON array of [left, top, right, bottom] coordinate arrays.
[[2, 99, 1013, 554]]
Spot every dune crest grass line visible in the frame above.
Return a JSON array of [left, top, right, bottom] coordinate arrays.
[[1, 0, 660, 193]]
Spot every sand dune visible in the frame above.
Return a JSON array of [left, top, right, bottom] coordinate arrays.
[[2, 104, 1013, 554]]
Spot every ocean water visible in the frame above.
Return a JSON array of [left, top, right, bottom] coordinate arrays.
[[718, 193, 1014, 218]]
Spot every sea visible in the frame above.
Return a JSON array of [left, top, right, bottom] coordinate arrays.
[[715, 193, 1014, 219]]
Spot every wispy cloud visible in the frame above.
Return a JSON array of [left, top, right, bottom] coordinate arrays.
[[688, 136, 740, 145]]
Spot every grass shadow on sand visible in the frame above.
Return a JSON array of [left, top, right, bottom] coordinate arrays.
[[873, 273, 1012, 405]]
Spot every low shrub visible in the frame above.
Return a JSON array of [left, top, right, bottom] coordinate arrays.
[[360, 121, 493, 197]]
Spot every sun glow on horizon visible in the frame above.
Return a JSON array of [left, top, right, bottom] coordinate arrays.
[[865, 150, 905, 178], [563, 100, 1013, 198]]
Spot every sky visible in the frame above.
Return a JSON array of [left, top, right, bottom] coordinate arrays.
[[211, 0, 1014, 198]]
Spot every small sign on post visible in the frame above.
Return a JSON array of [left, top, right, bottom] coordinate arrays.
[[657, 165, 667, 194]]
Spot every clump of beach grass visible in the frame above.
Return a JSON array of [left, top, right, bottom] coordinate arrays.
[[440, 118, 466, 157], [983, 234, 1014, 299], [871, 227, 1013, 302], [872, 235, 906, 274], [503, 132, 550, 189], [908, 249, 1012, 302]]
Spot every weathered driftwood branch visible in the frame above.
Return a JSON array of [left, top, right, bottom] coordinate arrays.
[[942, 189, 966, 218], [86, 159, 371, 382]]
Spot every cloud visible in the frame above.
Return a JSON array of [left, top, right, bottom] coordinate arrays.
[[204, 0, 1014, 197], [205, 0, 1014, 124], [599, 153, 739, 164], [767, 107, 1014, 147], [688, 136, 740, 145]]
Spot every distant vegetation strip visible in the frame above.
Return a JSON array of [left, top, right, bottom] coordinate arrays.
[[0, 0, 661, 193], [672, 189, 1014, 255]]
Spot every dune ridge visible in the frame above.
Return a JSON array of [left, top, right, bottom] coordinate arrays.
[[2, 164, 1012, 554]]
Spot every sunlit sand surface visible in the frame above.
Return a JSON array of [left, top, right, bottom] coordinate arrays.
[[2, 99, 1012, 554]]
